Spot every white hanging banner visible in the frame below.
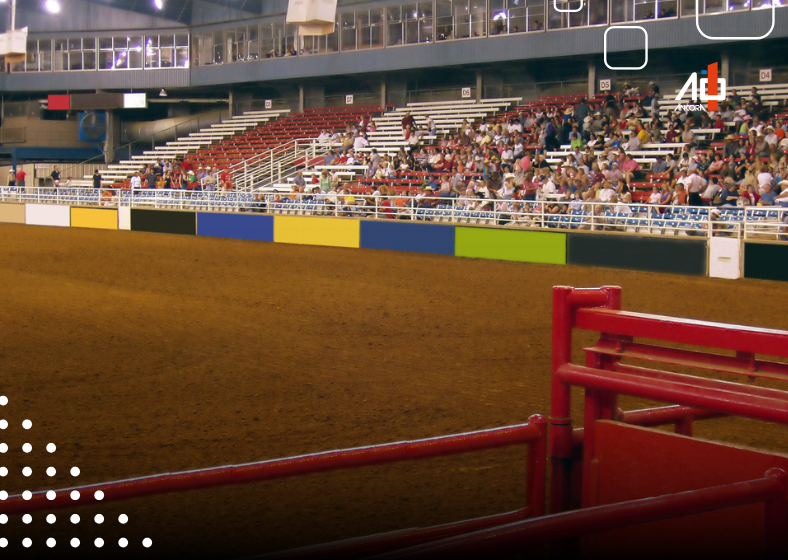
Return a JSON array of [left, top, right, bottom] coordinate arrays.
[[287, 0, 337, 36]]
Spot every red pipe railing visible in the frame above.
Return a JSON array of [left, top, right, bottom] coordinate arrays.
[[371, 468, 788, 558], [550, 285, 788, 514], [0, 415, 546, 518], [257, 508, 532, 560]]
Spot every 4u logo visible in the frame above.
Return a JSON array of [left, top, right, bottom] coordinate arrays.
[[674, 62, 726, 111]]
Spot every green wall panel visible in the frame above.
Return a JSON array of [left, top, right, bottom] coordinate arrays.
[[455, 227, 566, 264]]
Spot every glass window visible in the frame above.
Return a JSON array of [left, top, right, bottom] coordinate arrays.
[[247, 25, 259, 60], [387, 6, 403, 46], [284, 24, 297, 56], [370, 8, 385, 48], [212, 30, 224, 64], [53, 39, 68, 71], [175, 34, 189, 47], [341, 10, 357, 51], [25, 39, 38, 71], [680, 0, 695, 16], [261, 23, 275, 57], [176, 46, 189, 67], [357, 10, 373, 50], [69, 38, 82, 70], [590, 0, 609, 24], [437, 0, 454, 40], [657, 0, 678, 17], [469, 0, 486, 37], [39, 39, 52, 71], [113, 36, 129, 69], [145, 36, 159, 68], [526, 0, 546, 30], [128, 36, 143, 69], [419, 2, 434, 42], [611, 0, 631, 21], [490, 0, 506, 35]]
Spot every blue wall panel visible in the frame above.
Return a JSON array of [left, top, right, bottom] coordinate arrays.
[[360, 220, 454, 255], [196, 212, 274, 242]]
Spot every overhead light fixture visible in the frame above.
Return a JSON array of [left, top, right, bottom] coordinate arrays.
[[153, 0, 164, 9], [44, 0, 61, 13], [159, 89, 168, 97]]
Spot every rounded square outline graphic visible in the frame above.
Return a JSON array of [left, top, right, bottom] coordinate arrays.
[[554, 0, 584, 13], [695, 0, 774, 41], [603, 26, 648, 71]]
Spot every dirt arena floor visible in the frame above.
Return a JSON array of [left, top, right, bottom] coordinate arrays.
[[1, 223, 788, 558]]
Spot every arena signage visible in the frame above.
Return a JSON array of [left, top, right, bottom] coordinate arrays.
[[674, 62, 725, 112]]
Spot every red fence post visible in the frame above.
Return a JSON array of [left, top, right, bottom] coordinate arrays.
[[550, 286, 621, 514], [764, 468, 788, 554], [526, 414, 547, 518]]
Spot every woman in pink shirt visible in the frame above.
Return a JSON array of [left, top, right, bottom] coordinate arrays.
[[519, 152, 532, 173]]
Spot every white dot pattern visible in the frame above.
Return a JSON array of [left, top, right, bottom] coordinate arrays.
[[22, 514, 32, 524], [95, 538, 104, 548], [22, 490, 32, 500], [94, 514, 104, 524], [22, 443, 32, 453], [0, 467, 7, 477], [0, 443, 7, 453], [0, 491, 7, 500], [46, 443, 56, 453], [0, 420, 7, 430], [118, 514, 128, 524], [70, 538, 80, 548], [94, 490, 104, 500], [143, 538, 153, 548], [46, 467, 56, 477], [22, 467, 32, 477], [22, 419, 32, 430], [46, 490, 56, 500], [70, 466, 80, 477], [0, 396, 7, 405], [46, 514, 56, 524], [46, 538, 56, 548], [0, 538, 6, 548], [22, 538, 31, 548], [70, 490, 80, 501], [119, 538, 128, 548], [70, 514, 80, 524], [0, 514, 6, 524]]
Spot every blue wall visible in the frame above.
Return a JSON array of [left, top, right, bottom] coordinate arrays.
[[360, 221, 455, 255], [196, 213, 274, 242]]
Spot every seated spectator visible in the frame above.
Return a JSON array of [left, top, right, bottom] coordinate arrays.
[[759, 183, 777, 205]]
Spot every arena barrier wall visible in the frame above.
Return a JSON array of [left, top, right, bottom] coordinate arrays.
[[274, 216, 360, 248], [359, 221, 455, 255], [566, 234, 707, 276], [0, 203, 25, 224], [196, 212, 274, 242], [591, 420, 788, 554], [118, 206, 131, 230], [24, 204, 70, 228], [130, 208, 196, 235], [744, 242, 788, 282], [70, 207, 119, 230], [454, 227, 566, 264]]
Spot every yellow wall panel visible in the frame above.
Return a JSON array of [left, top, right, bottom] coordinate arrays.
[[70, 207, 118, 230], [0, 203, 25, 224], [274, 216, 360, 248]]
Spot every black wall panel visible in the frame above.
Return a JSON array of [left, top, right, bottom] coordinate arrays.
[[130, 209, 196, 235], [744, 243, 788, 282], [567, 234, 707, 276]]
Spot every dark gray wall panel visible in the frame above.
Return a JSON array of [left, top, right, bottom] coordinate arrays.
[[4, 70, 190, 93]]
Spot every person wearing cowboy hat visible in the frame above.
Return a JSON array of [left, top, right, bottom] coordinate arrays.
[[723, 134, 739, 158], [765, 125, 779, 147]]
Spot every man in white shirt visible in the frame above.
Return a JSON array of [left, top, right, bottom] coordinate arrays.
[[598, 182, 616, 202], [757, 167, 774, 193], [130, 172, 142, 190], [317, 129, 331, 144], [353, 133, 368, 151]]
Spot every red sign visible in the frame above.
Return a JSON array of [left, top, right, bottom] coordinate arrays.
[[47, 94, 70, 111]]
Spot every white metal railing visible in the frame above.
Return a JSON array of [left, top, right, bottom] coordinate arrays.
[[226, 139, 329, 192], [3, 186, 786, 242]]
